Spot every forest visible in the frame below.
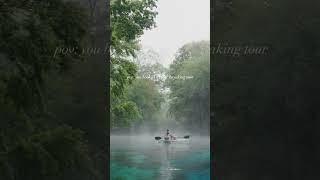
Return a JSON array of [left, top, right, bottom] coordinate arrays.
[[110, 1, 210, 179], [0, 0, 108, 179], [111, 41, 210, 135], [110, 0, 210, 135], [0, 0, 209, 179], [1, 0, 319, 179]]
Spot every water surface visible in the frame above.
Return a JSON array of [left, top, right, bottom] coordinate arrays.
[[110, 136, 210, 180]]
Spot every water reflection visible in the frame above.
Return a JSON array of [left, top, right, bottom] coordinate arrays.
[[110, 136, 209, 180]]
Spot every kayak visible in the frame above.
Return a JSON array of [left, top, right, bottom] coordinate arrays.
[[162, 138, 189, 144], [156, 136, 190, 144]]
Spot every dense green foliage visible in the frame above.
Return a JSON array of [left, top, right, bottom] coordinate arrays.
[[213, 0, 320, 179], [110, 0, 158, 129], [109, 0, 211, 135], [0, 0, 107, 179], [109, 1, 210, 133], [111, 40, 210, 134], [0, 0, 87, 113], [167, 41, 210, 134], [110, 0, 157, 97], [111, 61, 165, 130]]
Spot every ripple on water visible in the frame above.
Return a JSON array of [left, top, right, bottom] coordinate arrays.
[[110, 163, 155, 180], [185, 168, 210, 180], [111, 136, 210, 180]]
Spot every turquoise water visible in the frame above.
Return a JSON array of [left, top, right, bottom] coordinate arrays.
[[110, 136, 210, 180]]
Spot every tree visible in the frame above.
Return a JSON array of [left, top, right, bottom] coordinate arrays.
[[110, 0, 158, 96], [167, 41, 210, 134], [111, 62, 166, 131], [110, 0, 158, 128], [0, 1, 100, 179]]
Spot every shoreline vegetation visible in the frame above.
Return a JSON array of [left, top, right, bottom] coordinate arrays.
[[110, 0, 210, 136]]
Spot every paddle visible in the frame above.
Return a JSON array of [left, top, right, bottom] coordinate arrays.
[[176, 135, 190, 139], [183, 135, 190, 139], [155, 136, 162, 140], [155, 135, 190, 140]]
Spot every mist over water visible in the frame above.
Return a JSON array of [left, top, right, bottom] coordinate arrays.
[[110, 135, 210, 180], [110, 0, 210, 178]]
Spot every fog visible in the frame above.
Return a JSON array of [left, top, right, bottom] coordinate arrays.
[[140, 0, 210, 67], [111, 1, 210, 178], [111, 135, 210, 179], [111, 0, 210, 137]]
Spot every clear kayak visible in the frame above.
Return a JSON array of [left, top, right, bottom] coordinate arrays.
[[158, 137, 190, 144]]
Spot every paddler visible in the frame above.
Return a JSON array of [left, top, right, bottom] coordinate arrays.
[[166, 129, 176, 140]]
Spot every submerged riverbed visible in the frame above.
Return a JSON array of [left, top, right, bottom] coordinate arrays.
[[110, 136, 210, 180]]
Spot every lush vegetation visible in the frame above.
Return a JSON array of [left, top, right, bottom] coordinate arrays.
[[167, 41, 210, 134], [0, 0, 212, 179], [111, 57, 167, 132], [0, 0, 107, 179], [111, 39, 210, 134], [109, 1, 210, 135], [110, 0, 158, 129]]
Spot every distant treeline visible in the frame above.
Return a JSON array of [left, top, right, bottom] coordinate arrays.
[[111, 41, 210, 135], [110, 0, 210, 135]]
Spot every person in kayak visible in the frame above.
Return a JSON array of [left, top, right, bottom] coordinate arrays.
[[166, 129, 176, 140]]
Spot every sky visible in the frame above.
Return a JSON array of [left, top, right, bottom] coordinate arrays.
[[139, 0, 210, 67]]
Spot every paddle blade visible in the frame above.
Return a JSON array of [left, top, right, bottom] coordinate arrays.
[[155, 137, 162, 140], [184, 135, 190, 139]]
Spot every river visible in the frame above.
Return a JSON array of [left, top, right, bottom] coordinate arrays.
[[110, 135, 210, 180]]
